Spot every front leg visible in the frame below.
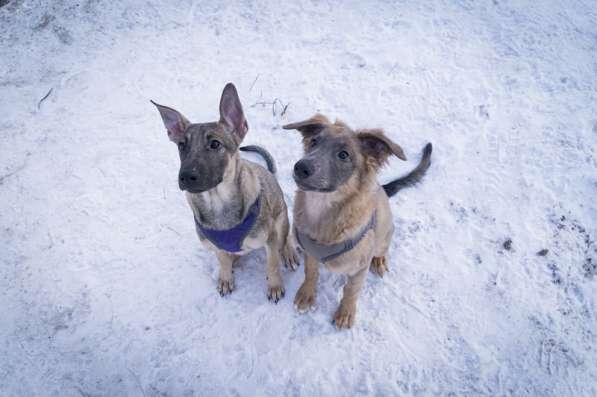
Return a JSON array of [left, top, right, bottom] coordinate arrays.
[[265, 240, 285, 303], [294, 253, 319, 312], [333, 266, 368, 329], [216, 251, 239, 296]]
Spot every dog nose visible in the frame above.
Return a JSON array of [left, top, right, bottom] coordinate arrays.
[[179, 170, 199, 185], [294, 160, 313, 180]]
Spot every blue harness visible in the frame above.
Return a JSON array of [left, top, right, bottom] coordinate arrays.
[[194, 197, 261, 253]]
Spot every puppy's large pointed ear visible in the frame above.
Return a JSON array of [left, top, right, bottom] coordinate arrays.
[[150, 100, 189, 143], [357, 129, 407, 169], [219, 83, 248, 145], [282, 114, 330, 137]]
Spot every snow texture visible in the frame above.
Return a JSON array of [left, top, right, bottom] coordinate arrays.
[[1, 0, 596, 395]]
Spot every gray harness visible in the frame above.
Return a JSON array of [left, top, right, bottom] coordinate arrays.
[[295, 211, 377, 263]]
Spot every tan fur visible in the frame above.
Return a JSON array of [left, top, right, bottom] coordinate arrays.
[[290, 116, 400, 328]]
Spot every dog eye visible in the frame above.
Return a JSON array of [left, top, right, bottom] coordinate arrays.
[[309, 138, 318, 148], [338, 150, 349, 160], [209, 139, 221, 150], [178, 141, 186, 150]]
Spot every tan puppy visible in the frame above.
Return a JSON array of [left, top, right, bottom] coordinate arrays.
[[284, 115, 432, 328]]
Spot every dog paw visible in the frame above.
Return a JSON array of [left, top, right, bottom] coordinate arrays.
[[282, 246, 300, 271], [267, 285, 285, 303], [294, 283, 316, 313], [332, 302, 357, 329], [217, 279, 234, 296], [284, 258, 299, 271], [370, 256, 388, 278]]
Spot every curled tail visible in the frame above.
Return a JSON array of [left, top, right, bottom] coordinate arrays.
[[239, 145, 277, 174], [383, 143, 432, 197]]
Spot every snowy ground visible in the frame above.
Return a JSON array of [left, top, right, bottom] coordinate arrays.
[[1, 0, 596, 395]]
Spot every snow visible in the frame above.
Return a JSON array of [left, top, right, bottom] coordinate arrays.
[[1, 0, 596, 395]]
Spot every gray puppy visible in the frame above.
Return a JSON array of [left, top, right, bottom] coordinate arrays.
[[152, 83, 297, 302]]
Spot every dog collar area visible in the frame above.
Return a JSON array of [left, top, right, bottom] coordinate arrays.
[[194, 196, 261, 253], [295, 211, 377, 263]]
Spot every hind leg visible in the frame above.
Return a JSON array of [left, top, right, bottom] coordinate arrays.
[[265, 240, 285, 303], [277, 211, 299, 271], [370, 255, 389, 277], [370, 205, 393, 278], [370, 227, 392, 278], [265, 214, 290, 303]]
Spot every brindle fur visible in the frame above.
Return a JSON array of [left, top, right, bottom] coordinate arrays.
[[284, 114, 431, 328], [152, 83, 298, 302]]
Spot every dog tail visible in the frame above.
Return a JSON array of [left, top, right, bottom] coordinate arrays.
[[239, 145, 277, 174], [382, 143, 432, 197]]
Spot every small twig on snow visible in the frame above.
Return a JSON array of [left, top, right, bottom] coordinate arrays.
[[249, 74, 260, 92], [75, 386, 91, 397], [250, 101, 273, 107], [37, 87, 53, 110], [0, 161, 27, 185], [250, 98, 290, 117], [127, 367, 146, 397], [165, 225, 181, 236], [281, 102, 290, 116]]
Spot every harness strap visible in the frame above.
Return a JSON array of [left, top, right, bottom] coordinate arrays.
[[194, 196, 260, 253], [295, 211, 377, 263]]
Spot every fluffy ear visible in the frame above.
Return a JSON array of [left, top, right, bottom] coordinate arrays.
[[357, 129, 407, 168], [219, 83, 248, 145], [282, 114, 330, 137], [150, 100, 189, 143]]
